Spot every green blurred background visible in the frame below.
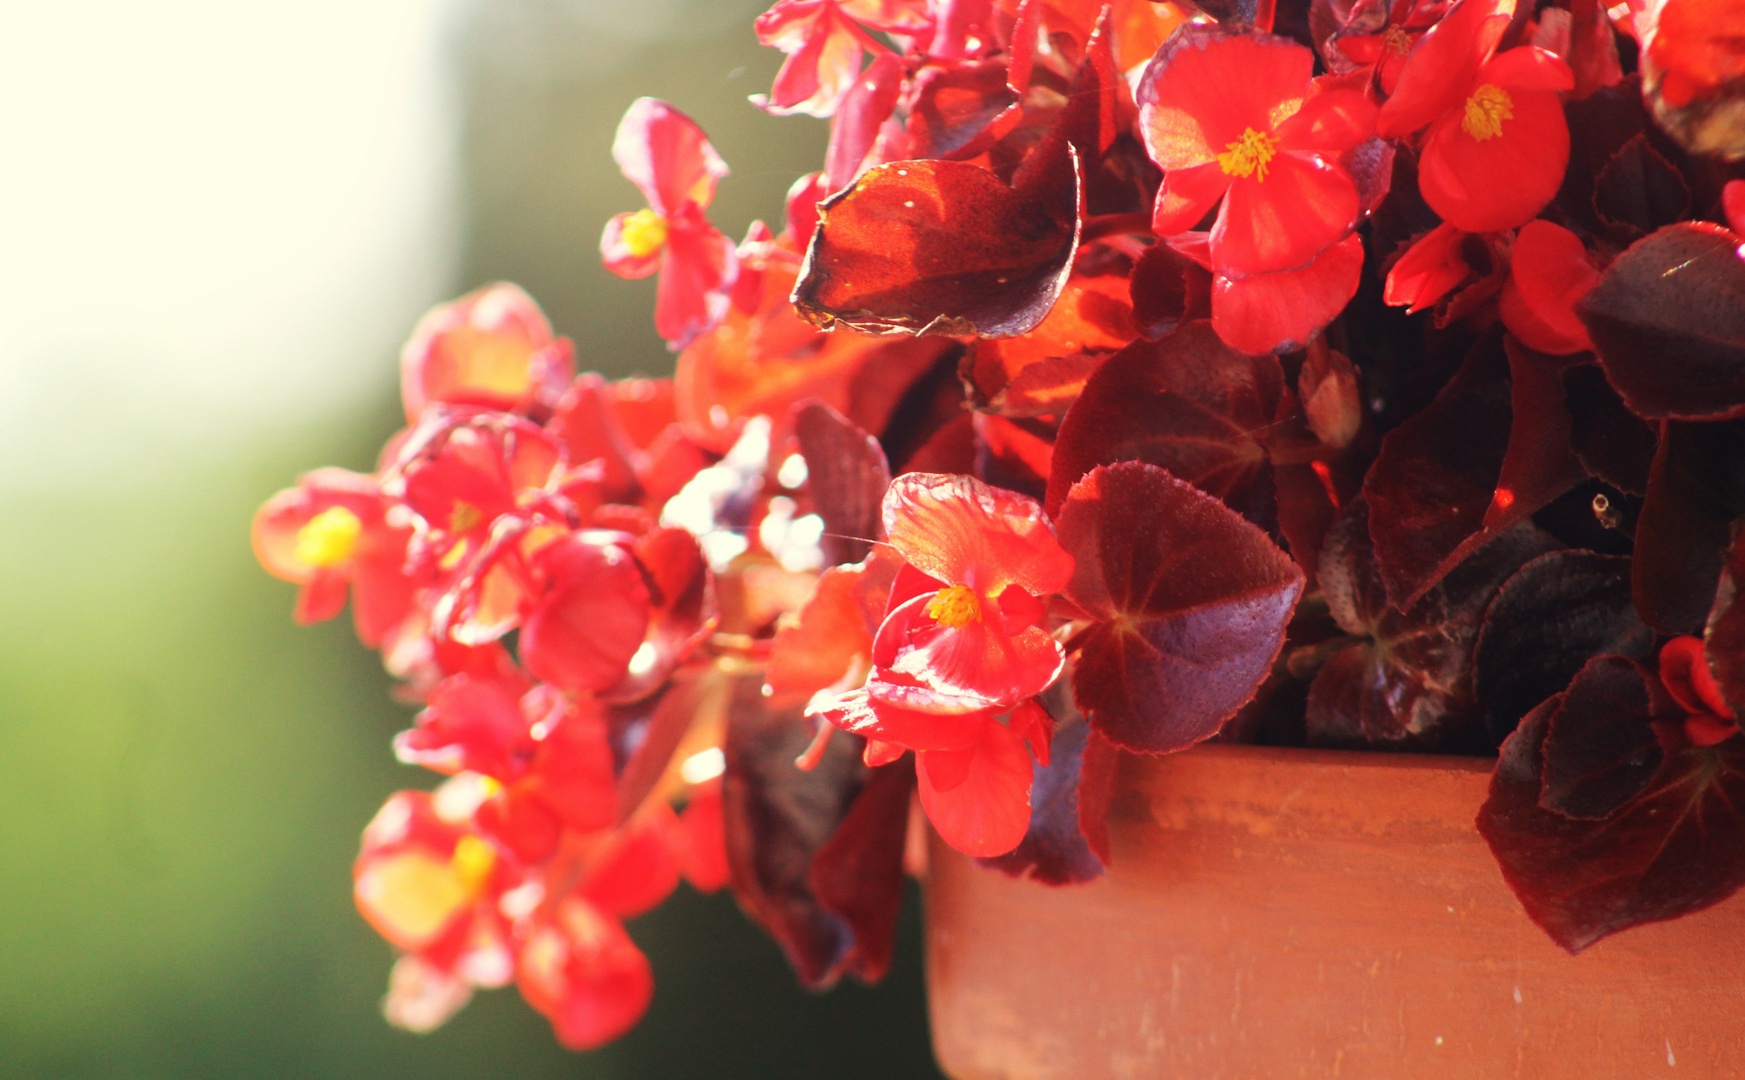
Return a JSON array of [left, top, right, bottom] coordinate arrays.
[[0, 2, 945, 1076]]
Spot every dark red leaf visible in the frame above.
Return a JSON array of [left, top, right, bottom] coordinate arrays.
[[1634, 419, 1745, 634], [959, 272, 1133, 417], [1128, 243, 1213, 340], [1707, 531, 1745, 717], [1057, 462, 1304, 753], [721, 672, 868, 989], [1309, 496, 1557, 747], [1593, 133, 1691, 237], [1561, 363, 1658, 495], [793, 399, 891, 566], [1362, 334, 1586, 609], [808, 757, 916, 984], [1474, 551, 1654, 745], [1478, 665, 1745, 953], [903, 59, 1022, 161], [1045, 323, 1285, 529], [610, 667, 718, 825], [1075, 723, 1119, 866], [1538, 656, 1667, 819], [825, 52, 905, 190], [793, 156, 1083, 338], [1579, 223, 1745, 422], [976, 688, 1106, 885]]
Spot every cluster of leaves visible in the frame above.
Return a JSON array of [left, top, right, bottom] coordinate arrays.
[[257, 0, 1745, 1052]]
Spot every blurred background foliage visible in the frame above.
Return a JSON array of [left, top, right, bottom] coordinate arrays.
[[0, 1, 944, 1076]]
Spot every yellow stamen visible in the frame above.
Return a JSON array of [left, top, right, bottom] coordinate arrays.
[[449, 500, 483, 535], [1217, 127, 1279, 181], [450, 834, 496, 894], [1383, 26, 1412, 55], [619, 208, 669, 258], [1461, 84, 1514, 141], [926, 584, 984, 629], [294, 505, 362, 568]]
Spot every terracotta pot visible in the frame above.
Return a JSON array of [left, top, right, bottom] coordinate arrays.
[[925, 744, 1745, 1080]]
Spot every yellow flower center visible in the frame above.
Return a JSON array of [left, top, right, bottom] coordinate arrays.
[[294, 505, 362, 568], [619, 208, 669, 258], [450, 834, 497, 894], [1461, 84, 1514, 141], [1217, 127, 1278, 181], [926, 584, 983, 629], [449, 499, 483, 535], [1383, 26, 1412, 55]]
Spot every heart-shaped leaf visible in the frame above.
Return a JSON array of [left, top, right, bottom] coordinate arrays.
[[793, 400, 891, 567], [1579, 222, 1745, 421], [1478, 660, 1745, 953], [1056, 462, 1304, 753]]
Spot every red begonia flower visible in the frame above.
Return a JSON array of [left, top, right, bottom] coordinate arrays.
[[1660, 636, 1740, 746], [394, 672, 538, 780], [354, 790, 513, 961], [675, 780, 729, 893], [399, 283, 575, 423], [916, 712, 1034, 857], [1138, 27, 1378, 278], [870, 473, 1074, 712], [1725, 179, 1745, 251], [600, 100, 738, 347], [1498, 220, 1601, 354], [1379, 0, 1573, 232], [252, 467, 422, 646], [516, 897, 654, 1050], [576, 807, 684, 919], [753, 0, 929, 118]]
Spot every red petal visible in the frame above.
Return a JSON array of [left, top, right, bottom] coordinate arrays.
[[1419, 86, 1569, 232], [1138, 29, 1316, 171], [917, 718, 1033, 857], [517, 901, 653, 1050], [1499, 220, 1600, 354], [521, 537, 651, 694], [1213, 152, 1360, 276], [811, 687, 990, 750], [874, 594, 1067, 712], [1661, 636, 1736, 720], [611, 98, 729, 216], [579, 812, 682, 919], [1482, 43, 1576, 92], [600, 212, 663, 280], [1383, 222, 1470, 312], [824, 51, 905, 190], [294, 572, 349, 625], [399, 283, 567, 420], [881, 472, 1074, 597], [1274, 86, 1379, 156], [654, 218, 737, 347], [1377, 0, 1515, 137], [1725, 180, 1745, 235], [677, 781, 729, 892], [760, 7, 864, 117], [1151, 162, 1229, 236], [1211, 233, 1366, 354]]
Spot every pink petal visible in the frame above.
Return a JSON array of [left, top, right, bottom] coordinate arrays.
[[881, 472, 1074, 597], [612, 98, 729, 217]]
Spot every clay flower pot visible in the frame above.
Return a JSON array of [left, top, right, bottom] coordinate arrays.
[[925, 744, 1745, 1079]]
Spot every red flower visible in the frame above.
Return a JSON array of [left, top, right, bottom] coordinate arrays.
[[516, 896, 654, 1050], [399, 283, 574, 423], [1497, 219, 1601, 354], [809, 688, 1052, 856], [868, 472, 1074, 713], [252, 467, 422, 646], [1378, 0, 1574, 232], [752, 0, 930, 117], [1660, 636, 1740, 747], [1138, 27, 1377, 278], [600, 99, 738, 347]]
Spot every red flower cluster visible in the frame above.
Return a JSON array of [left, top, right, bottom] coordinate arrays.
[[262, 0, 1745, 1051]]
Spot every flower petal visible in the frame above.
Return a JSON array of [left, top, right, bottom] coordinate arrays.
[[1213, 153, 1360, 276], [654, 218, 738, 347], [881, 472, 1074, 597], [612, 98, 729, 217], [1138, 28, 1316, 171], [1211, 233, 1366, 354], [1377, 0, 1516, 138], [874, 595, 1068, 711], [1274, 86, 1379, 156], [1418, 86, 1569, 232], [1152, 162, 1230, 236], [600, 212, 663, 280], [917, 718, 1033, 857]]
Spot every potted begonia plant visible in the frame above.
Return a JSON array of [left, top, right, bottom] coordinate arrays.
[[253, 0, 1745, 1072]]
